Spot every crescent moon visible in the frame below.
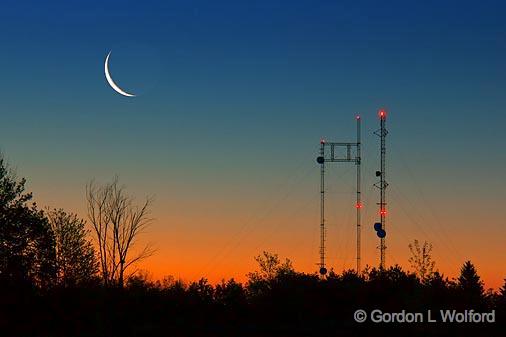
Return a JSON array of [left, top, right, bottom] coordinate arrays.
[[104, 51, 136, 97]]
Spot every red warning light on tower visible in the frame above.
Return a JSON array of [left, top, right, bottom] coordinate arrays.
[[378, 109, 387, 120], [379, 208, 387, 216], [355, 202, 362, 209], [320, 138, 326, 145]]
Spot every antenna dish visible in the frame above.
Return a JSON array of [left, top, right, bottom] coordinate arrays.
[[377, 229, 386, 238], [374, 222, 382, 231]]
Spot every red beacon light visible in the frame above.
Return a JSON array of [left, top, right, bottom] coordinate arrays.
[[355, 202, 362, 209], [379, 208, 387, 216], [320, 138, 326, 145], [378, 109, 387, 120]]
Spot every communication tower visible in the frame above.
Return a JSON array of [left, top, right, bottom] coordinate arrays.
[[373, 109, 388, 269], [316, 116, 362, 275]]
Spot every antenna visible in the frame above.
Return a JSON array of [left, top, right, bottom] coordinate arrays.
[[316, 116, 362, 275], [374, 109, 388, 269], [317, 140, 326, 276], [355, 116, 362, 273]]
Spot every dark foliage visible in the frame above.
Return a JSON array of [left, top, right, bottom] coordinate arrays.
[[47, 208, 99, 287], [457, 260, 486, 308], [0, 158, 504, 336], [0, 262, 503, 337], [0, 157, 55, 288]]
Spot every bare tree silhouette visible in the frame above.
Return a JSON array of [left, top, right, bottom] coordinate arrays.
[[408, 239, 436, 282], [86, 177, 155, 287]]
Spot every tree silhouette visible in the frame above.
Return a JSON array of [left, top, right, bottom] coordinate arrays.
[[188, 278, 215, 303], [496, 278, 506, 309], [501, 279, 506, 299], [86, 177, 155, 287], [215, 278, 247, 308], [0, 156, 55, 287], [457, 260, 485, 307], [47, 208, 99, 287], [246, 251, 294, 298], [247, 251, 294, 282], [408, 239, 436, 282]]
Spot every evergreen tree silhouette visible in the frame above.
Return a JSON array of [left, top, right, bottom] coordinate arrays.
[[498, 278, 506, 308], [457, 260, 485, 307]]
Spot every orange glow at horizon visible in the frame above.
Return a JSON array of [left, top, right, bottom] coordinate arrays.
[[24, 151, 506, 291], [128, 208, 505, 290]]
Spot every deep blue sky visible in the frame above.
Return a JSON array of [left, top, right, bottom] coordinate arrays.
[[1, 0, 505, 285]]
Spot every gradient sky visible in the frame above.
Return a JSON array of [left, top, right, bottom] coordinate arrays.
[[1, 0, 505, 288]]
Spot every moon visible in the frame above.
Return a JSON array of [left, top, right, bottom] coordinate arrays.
[[104, 51, 136, 97]]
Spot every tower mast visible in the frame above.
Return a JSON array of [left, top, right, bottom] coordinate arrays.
[[315, 116, 361, 275], [374, 109, 388, 269], [355, 116, 362, 273], [318, 139, 327, 275]]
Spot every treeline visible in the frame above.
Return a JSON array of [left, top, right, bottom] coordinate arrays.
[[2, 252, 505, 336], [1, 155, 505, 336], [0, 156, 153, 290], [0, 156, 100, 289]]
